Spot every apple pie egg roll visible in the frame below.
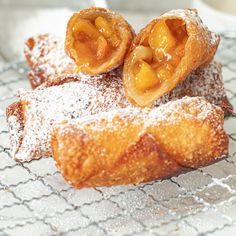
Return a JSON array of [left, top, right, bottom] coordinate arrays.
[[51, 97, 228, 188]]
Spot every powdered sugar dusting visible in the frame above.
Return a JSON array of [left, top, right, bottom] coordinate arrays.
[[7, 115, 23, 157], [9, 75, 131, 162], [25, 34, 74, 73], [154, 61, 227, 107], [24, 34, 76, 88], [57, 96, 224, 135], [162, 9, 219, 46]]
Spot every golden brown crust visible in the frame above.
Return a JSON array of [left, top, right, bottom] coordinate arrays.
[[65, 7, 135, 75], [51, 97, 228, 188], [123, 9, 220, 107]]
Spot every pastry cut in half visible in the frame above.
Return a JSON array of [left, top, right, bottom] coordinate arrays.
[[65, 7, 135, 75], [123, 9, 220, 107]]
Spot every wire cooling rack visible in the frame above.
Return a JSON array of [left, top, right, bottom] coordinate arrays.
[[0, 35, 235, 236]]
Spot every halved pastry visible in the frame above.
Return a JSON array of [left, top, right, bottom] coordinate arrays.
[[65, 7, 134, 75], [24, 34, 233, 115], [123, 9, 220, 107], [51, 97, 228, 188]]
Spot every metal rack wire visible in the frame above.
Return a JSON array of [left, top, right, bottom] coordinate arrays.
[[0, 35, 235, 236]]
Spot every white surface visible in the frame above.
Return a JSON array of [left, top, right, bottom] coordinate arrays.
[[0, 0, 192, 62], [192, 0, 236, 32], [108, 0, 190, 12]]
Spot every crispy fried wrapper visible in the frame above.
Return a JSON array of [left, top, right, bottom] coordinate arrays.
[[51, 97, 228, 188], [6, 72, 130, 162]]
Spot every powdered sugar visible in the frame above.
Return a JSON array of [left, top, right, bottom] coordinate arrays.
[[154, 61, 227, 107], [162, 9, 219, 46], [56, 96, 224, 135], [24, 34, 76, 88], [8, 75, 131, 162], [7, 115, 23, 157]]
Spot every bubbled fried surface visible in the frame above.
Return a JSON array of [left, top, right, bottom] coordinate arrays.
[[51, 97, 228, 189]]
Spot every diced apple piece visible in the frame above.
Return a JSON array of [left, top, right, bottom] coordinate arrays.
[[153, 48, 170, 63], [109, 34, 120, 48], [74, 40, 94, 60], [96, 36, 108, 59], [95, 16, 113, 37], [149, 21, 176, 53], [95, 16, 120, 48], [134, 61, 160, 91]]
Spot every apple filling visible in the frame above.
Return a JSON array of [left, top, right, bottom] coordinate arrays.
[[72, 16, 120, 68], [133, 19, 188, 92]]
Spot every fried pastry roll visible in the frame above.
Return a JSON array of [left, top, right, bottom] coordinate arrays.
[[65, 7, 134, 75], [6, 61, 233, 162], [51, 97, 229, 188], [6, 74, 130, 162], [123, 9, 220, 107]]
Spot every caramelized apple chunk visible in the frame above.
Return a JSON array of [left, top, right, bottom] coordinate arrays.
[[95, 16, 120, 48], [135, 61, 160, 91], [149, 21, 177, 57]]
